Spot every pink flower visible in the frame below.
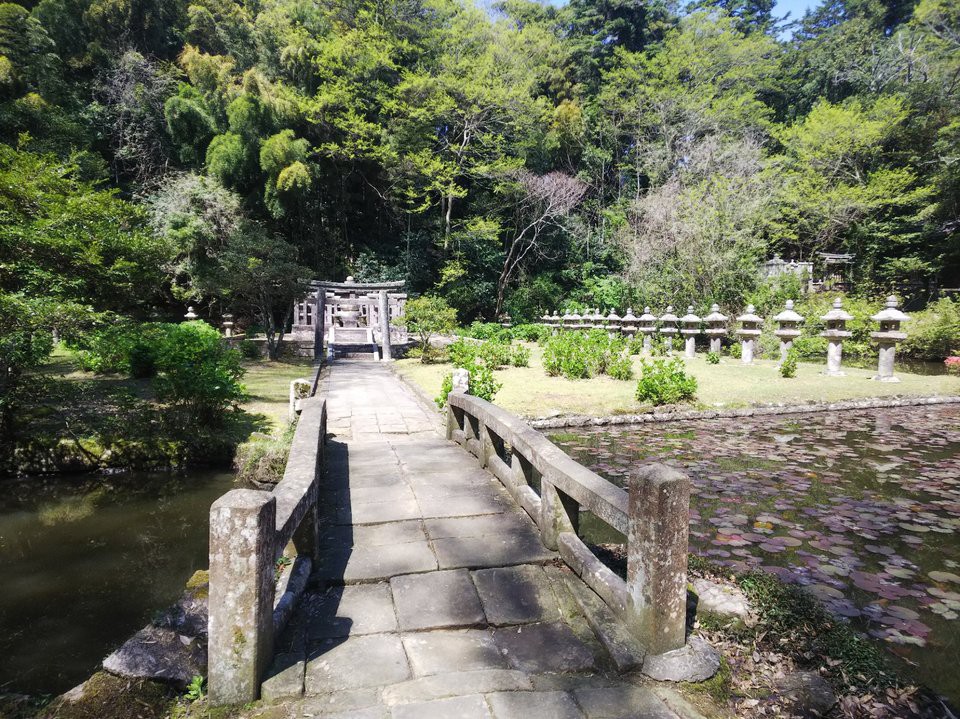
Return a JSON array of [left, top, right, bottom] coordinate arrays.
[[945, 356, 960, 373]]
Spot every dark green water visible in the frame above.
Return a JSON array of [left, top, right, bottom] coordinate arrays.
[[0, 471, 234, 696]]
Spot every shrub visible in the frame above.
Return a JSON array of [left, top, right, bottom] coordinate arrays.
[[706, 351, 720, 365], [154, 321, 247, 424], [728, 340, 742, 359], [395, 295, 458, 361], [628, 336, 645, 355], [635, 357, 697, 406], [460, 321, 507, 341], [238, 339, 261, 359], [73, 322, 173, 378], [945, 356, 960, 374], [435, 358, 502, 408], [780, 348, 798, 378], [542, 330, 631, 380], [509, 344, 531, 367], [900, 297, 960, 361], [607, 352, 634, 380], [511, 323, 549, 343]]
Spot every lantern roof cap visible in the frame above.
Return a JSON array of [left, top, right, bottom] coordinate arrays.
[[773, 300, 804, 323]]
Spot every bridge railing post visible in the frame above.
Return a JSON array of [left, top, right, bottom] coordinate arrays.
[[626, 463, 690, 655], [208, 489, 277, 705], [540, 476, 579, 551]]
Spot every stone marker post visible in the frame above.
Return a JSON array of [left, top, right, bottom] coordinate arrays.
[[704, 304, 727, 354], [820, 297, 853, 376], [638, 308, 656, 352], [451, 368, 470, 394], [208, 489, 276, 705], [735, 305, 763, 364], [627, 463, 690, 655], [659, 306, 679, 355], [870, 296, 909, 382], [378, 289, 392, 361], [315, 288, 326, 361], [773, 300, 804, 364], [679, 306, 700, 359]]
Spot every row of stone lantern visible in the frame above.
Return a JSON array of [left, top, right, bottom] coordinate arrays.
[[541, 296, 911, 382]]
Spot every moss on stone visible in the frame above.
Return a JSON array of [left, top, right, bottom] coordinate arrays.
[[38, 672, 175, 719], [185, 570, 210, 599]]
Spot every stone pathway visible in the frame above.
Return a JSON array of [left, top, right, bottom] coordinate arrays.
[[258, 361, 698, 719]]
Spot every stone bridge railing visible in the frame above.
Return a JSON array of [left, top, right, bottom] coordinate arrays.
[[446, 391, 690, 658], [207, 396, 327, 705]]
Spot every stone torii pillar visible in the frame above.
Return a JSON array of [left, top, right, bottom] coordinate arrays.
[[378, 289, 392, 361], [314, 288, 326, 361]]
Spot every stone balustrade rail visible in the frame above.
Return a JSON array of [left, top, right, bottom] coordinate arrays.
[[446, 390, 690, 657], [207, 396, 326, 705]]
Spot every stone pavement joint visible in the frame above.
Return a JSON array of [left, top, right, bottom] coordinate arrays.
[[259, 360, 691, 718]]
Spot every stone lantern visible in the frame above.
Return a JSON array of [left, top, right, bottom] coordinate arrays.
[[549, 310, 561, 333], [561, 308, 574, 331], [621, 308, 639, 339], [773, 300, 804, 364], [704, 304, 727, 354], [540, 310, 552, 330], [870, 296, 909, 382], [638, 307, 657, 352], [222, 313, 235, 338], [185, 306, 198, 320], [735, 305, 763, 364], [589, 308, 604, 331], [569, 308, 583, 332], [606, 308, 622, 336], [679, 306, 700, 358], [659, 306, 679, 355], [820, 297, 853, 376]]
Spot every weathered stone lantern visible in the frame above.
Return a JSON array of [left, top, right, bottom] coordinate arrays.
[[568, 308, 583, 331], [820, 297, 853, 376], [638, 307, 657, 352], [606, 308, 622, 336], [222, 313, 235, 338], [549, 310, 561, 333], [621, 308, 639, 339], [704, 304, 727, 354], [870, 296, 909, 382], [679, 306, 700, 359], [561, 308, 574, 331], [659, 306, 679, 355], [185, 306, 197, 320], [735, 305, 763, 364], [589, 308, 604, 330], [773, 300, 804, 364]]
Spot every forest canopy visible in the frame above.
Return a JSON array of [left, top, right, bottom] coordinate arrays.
[[0, 0, 957, 328]]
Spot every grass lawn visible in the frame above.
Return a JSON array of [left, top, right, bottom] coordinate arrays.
[[395, 343, 958, 420], [42, 347, 315, 431]]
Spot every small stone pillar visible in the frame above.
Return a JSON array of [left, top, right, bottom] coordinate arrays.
[[870, 296, 909, 382], [606, 309, 622, 336], [735, 305, 763, 364], [704, 304, 727, 354], [679, 306, 700, 359], [659, 306, 678, 355], [638, 308, 657, 353], [378, 289, 392, 361], [627, 463, 690, 655], [451, 368, 470, 394], [222, 313, 234, 338], [773, 300, 804, 364], [208, 489, 276, 705], [315, 289, 326, 361], [184, 306, 197, 320], [621, 308, 639, 340], [820, 297, 853, 376]]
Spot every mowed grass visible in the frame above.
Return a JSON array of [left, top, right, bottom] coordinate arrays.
[[43, 347, 315, 430], [395, 343, 958, 420]]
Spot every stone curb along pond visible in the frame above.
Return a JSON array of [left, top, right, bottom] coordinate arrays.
[[549, 402, 960, 707]]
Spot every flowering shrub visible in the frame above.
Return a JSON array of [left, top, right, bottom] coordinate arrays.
[[945, 356, 960, 374]]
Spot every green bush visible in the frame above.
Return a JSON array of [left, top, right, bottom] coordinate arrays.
[[154, 321, 247, 424], [435, 358, 502, 408], [728, 340, 743, 359], [509, 343, 531, 367], [607, 352, 634, 380], [238, 339, 261, 359], [542, 331, 633, 380], [635, 357, 697, 406], [395, 295, 458, 361], [511, 323, 550, 343], [780, 348, 798, 378], [460, 321, 509, 341], [900, 297, 960, 360], [706, 351, 720, 365], [73, 322, 174, 378]]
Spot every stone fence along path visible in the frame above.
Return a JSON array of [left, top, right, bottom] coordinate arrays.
[[252, 361, 701, 719]]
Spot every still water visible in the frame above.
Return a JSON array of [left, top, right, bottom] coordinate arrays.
[[551, 405, 960, 706], [0, 471, 234, 696]]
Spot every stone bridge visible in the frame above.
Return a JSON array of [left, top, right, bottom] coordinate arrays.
[[207, 361, 716, 719]]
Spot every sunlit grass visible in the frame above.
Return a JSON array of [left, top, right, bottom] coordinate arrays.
[[395, 343, 958, 419]]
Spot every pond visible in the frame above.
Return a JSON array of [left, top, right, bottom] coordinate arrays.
[[551, 405, 960, 707], [0, 470, 234, 696]]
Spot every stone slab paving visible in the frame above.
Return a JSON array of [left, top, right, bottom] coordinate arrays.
[[258, 361, 691, 719]]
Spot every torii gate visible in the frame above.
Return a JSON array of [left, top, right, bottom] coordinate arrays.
[[291, 278, 406, 360]]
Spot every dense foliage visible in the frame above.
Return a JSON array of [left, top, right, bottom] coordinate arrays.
[[542, 330, 633, 380], [635, 357, 698, 405]]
